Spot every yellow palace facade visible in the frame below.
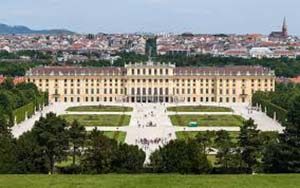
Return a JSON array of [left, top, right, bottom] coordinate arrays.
[[26, 62, 275, 104]]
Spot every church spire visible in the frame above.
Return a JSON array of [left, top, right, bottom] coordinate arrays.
[[282, 17, 288, 37]]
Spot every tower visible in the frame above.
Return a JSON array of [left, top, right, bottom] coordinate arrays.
[[282, 17, 288, 38]]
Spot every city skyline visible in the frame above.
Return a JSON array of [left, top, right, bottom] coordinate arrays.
[[0, 0, 299, 35]]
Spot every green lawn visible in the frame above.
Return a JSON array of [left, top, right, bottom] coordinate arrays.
[[60, 114, 131, 127], [0, 174, 300, 188], [170, 115, 244, 127], [167, 105, 232, 112], [103, 131, 127, 143], [176, 131, 240, 144], [66, 105, 133, 112]]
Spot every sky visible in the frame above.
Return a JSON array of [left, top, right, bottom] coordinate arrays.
[[0, 0, 299, 35]]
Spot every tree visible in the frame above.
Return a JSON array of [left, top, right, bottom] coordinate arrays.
[[0, 107, 15, 174], [82, 128, 118, 174], [112, 143, 145, 173], [215, 130, 234, 169], [15, 131, 48, 173], [32, 113, 69, 174], [0, 108, 10, 135], [239, 118, 261, 173], [195, 131, 215, 155], [0, 133, 17, 173], [0, 78, 14, 90], [263, 96, 300, 173], [150, 140, 211, 174], [69, 120, 86, 166]]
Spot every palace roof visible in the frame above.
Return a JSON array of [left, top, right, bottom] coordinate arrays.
[[27, 65, 274, 77]]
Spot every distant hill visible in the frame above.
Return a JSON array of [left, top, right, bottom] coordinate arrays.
[[0, 23, 75, 35]]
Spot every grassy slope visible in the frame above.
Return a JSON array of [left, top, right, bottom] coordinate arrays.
[[167, 106, 232, 112], [60, 114, 131, 126], [170, 115, 244, 127], [0, 174, 299, 188], [66, 105, 133, 112]]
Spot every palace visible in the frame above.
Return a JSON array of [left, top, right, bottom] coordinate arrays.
[[26, 62, 275, 104]]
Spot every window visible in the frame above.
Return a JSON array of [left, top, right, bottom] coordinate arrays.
[[242, 97, 245, 103]]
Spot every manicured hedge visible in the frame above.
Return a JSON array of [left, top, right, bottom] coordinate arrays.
[[13, 102, 35, 124], [252, 94, 287, 123], [12, 92, 48, 124]]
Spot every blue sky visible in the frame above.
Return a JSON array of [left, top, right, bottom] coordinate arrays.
[[0, 0, 299, 34]]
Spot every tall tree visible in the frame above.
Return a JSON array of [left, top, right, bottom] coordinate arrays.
[[82, 128, 118, 174], [69, 120, 86, 166], [215, 130, 234, 169], [263, 96, 300, 173], [239, 118, 261, 173], [32, 113, 69, 174], [15, 131, 48, 173], [0, 108, 16, 173], [112, 143, 145, 173], [0, 132, 17, 173], [150, 139, 211, 174]]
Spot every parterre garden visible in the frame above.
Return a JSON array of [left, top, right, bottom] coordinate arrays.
[[60, 114, 131, 127], [167, 105, 233, 112], [66, 105, 133, 112], [170, 115, 244, 127]]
